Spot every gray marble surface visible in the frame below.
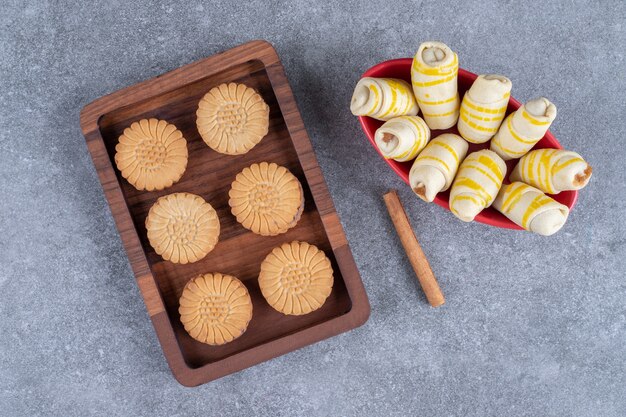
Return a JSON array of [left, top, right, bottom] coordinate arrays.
[[1, 1, 625, 416]]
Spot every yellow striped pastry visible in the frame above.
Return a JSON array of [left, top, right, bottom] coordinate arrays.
[[449, 149, 506, 222], [493, 182, 569, 236], [410, 41, 460, 130], [457, 74, 512, 144], [491, 97, 557, 160], [350, 77, 419, 121], [510, 149, 592, 194], [409, 133, 468, 202], [374, 116, 431, 162]]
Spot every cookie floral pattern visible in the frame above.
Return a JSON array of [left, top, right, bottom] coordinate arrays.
[[196, 82, 269, 155], [179, 273, 253, 345], [114, 118, 188, 191], [259, 241, 333, 315], [229, 162, 303, 236], [146, 193, 220, 264]]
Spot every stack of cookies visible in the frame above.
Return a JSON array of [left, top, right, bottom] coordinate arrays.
[[113, 82, 334, 347]]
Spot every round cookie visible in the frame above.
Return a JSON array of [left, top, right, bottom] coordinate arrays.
[[259, 241, 334, 315], [196, 82, 269, 155], [145, 193, 220, 264], [179, 273, 253, 345], [229, 162, 304, 236], [114, 118, 188, 191]]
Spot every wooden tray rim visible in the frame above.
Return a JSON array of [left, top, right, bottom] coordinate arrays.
[[79, 40, 370, 386]]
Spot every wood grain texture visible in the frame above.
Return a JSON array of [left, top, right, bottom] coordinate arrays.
[[80, 40, 370, 386]]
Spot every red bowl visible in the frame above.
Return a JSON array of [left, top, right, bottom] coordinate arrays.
[[358, 58, 578, 230]]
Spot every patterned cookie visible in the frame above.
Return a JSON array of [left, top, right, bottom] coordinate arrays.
[[259, 241, 334, 315], [115, 118, 188, 191], [196, 82, 270, 155], [179, 273, 253, 345], [229, 162, 304, 236], [145, 193, 220, 264]]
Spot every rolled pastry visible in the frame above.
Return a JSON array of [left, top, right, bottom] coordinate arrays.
[[350, 77, 419, 121], [457, 74, 512, 144], [374, 116, 431, 162], [493, 182, 569, 236], [411, 41, 460, 130], [409, 133, 468, 202], [449, 149, 506, 222], [510, 149, 592, 194], [491, 97, 557, 160]]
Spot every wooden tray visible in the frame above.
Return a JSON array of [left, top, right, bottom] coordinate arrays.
[[80, 40, 370, 386]]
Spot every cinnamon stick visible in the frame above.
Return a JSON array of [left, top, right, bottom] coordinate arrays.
[[383, 189, 445, 307]]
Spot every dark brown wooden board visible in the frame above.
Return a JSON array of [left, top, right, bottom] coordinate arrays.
[[80, 40, 370, 386]]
